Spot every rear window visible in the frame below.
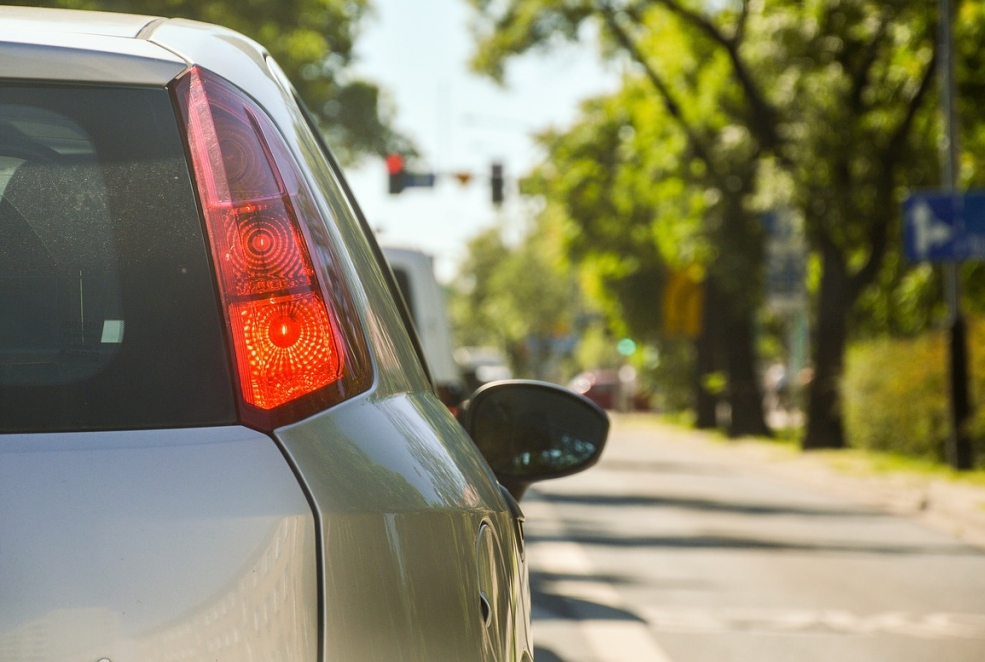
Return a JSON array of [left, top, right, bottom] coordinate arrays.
[[0, 84, 236, 432]]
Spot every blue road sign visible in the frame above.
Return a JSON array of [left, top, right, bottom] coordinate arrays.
[[903, 191, 985, 262], [404, 172, 436, 188]]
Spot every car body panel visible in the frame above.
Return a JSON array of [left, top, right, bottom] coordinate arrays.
[[148, 18, 282, 112], [277, 389, 531, 659], [0, 8, 183, 85], [0, 5, 157, 37], [0, 427, 317, 662], [0, 8, 534, 661]]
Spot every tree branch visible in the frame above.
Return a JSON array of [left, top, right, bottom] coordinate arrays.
[[599, 5, 720, 176], [848, 46, 938, 300], [650, 0, 782, 153], [735, 0, 751, 45], [885, 45, 938, 164], [848, 10, 892, 113]]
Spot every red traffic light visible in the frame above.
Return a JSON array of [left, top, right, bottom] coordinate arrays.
[[386, 153, 405, 194], [386, 153, 404, 175]]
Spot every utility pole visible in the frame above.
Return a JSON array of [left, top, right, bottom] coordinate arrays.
[[939, 0, 973, 469]]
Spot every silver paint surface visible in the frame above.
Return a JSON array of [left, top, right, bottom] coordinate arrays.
[[0, 427, 317, 662]]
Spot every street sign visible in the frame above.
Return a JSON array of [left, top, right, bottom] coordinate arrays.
[[763, 208, 807, 312], [403, 172, 436, 188], [662, 268, 703, 340], [903, 191, 985, 262]]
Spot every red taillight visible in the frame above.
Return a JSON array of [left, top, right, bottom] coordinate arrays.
[[174, 67, 370, 427]]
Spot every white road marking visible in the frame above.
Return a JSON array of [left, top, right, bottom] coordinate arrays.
[[528, 540, 596, 576], [638, 606, 985, 640], [580, 621, 675, 662], [526, 495, 985, 662], [528, 526, 675, 661]]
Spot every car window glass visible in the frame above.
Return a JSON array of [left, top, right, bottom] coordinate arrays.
[[0, 108, 120, 386], [0, 84, 235, 432]]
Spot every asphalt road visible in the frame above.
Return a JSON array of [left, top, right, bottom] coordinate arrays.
[[525, 417, 985, 662]]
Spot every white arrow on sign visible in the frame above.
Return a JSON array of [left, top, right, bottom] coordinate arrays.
[[911, 199, 953, 258]]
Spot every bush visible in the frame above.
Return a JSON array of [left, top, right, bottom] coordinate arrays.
[[843, 331, 949, 460], [843, 318, 984, 463]]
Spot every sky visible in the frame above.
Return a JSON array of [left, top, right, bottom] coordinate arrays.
[[341, 0, 619, 282]]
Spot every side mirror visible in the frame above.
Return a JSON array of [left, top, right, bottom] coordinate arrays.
[[459, 380, 609, 500]]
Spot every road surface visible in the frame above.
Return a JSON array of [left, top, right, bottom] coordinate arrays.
[[526, 417, 985, 662]]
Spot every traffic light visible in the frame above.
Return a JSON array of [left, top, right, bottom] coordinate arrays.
[[491, 162, 504, 206], [386, 154, 437, 194], [386, 153, 405, 195]]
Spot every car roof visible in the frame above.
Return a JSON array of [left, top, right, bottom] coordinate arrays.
[[0, 6, 289, 114], [0, 5, 159, 38], [0, 6, 186, 85]]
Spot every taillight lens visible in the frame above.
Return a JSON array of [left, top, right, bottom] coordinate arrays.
[[174, 66, 370, 429]]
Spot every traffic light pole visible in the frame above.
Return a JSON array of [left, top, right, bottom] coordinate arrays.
[[939, 0, 973, 469]]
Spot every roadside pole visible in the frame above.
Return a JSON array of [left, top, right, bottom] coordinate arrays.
[[939, 0, 973, 469]]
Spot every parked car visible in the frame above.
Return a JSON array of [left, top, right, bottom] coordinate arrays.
[[568, 369, 622, 410], [382, 244, 466, 408], [0, 7, 608, 662]]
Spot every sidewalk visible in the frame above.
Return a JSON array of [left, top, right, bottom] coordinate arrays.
[[611, 414, 985, 551]]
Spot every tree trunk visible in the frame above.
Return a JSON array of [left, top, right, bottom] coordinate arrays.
[[694, 278, 721, 429], [803, 241, 850, 449], [725, 301, 772, 438]]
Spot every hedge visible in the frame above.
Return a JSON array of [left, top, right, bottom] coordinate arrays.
[[842, 318, 984, 463]]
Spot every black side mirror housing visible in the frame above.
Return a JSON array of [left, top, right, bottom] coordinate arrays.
[[459, 380, 609, 500]]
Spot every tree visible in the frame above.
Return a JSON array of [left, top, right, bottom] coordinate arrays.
[[12, 0, 411, 162], [449, 212, 581, 381], [450, 228, 512, 349], [467, 0, 775, 436], [751, 0, 939, 448], [464, 0, 947, 448]]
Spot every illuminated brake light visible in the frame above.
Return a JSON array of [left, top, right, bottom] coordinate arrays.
[[174, 66, 368, 424]]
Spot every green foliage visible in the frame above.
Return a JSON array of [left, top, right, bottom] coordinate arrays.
[[448, 228, 510, 348], [462, 0, 985, 446], [844, 318, 985, 464], [762, 0, 940, 256], [957, 1, 985, 188], [448, 212, 581, 380], [12, 0, 410, 162], [573, 325, 621, 371], [843, 332, 949, 460], [528, 82, 709, 344], [852, 259, 946, 338], [646, 340, 696, 413], [465, 0, 596, 83]]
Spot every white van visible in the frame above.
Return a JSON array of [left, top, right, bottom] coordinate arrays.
[[382, 245, 466, 406]]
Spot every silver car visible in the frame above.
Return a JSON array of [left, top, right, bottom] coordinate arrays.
[[0, 7, 608, 662]]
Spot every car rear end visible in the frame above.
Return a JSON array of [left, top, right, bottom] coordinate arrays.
[[0, 12, 322, 662], [0, 8, 528, 662]]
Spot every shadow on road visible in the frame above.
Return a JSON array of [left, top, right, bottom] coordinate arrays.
[[599, 458, 732, 476], [539, 491, 880, 518], [530, 570, 647, 622], [532, 646, 565, 662], [527, 528, 983, 556]]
